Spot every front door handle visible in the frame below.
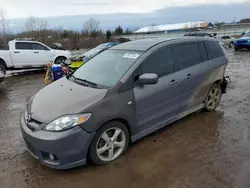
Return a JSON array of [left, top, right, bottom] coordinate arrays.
[[14, 51, 20, 53], [185, 74, 192, 79], [170, 79, 178, 86], [34, 52, 39, 53]]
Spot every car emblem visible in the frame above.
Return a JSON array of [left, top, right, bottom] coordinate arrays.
[[26, 114, 31, 122]]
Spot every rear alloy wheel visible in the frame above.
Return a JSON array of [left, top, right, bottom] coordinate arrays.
[[89, 121, 129, 165], [204, 84, 222, 111]]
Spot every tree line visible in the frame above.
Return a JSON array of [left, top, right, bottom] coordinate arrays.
[[0, 9, 132, 49]]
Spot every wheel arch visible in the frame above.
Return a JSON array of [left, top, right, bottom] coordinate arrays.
[[213, 78, 227, 94], [98, 118, 132, 140], [0, 58, 7, 68]]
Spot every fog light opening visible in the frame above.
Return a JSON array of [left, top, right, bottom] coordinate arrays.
[[49, 154, 57, 161]]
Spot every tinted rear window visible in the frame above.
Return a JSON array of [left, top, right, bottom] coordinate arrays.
[[15, 42, 33, 50], [175, 43, 202, 70], [204, 41, 224, 59]]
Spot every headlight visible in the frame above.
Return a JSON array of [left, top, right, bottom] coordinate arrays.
[[44, 113, 91, 132]]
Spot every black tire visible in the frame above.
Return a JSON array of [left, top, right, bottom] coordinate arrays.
[[229, 42, 234, 48], [88, 121, 129, 165], [204, 84, 222, 112], [0, 64, 6, 75], [55, 57, 66, 64], [234, 47, 239, 51]]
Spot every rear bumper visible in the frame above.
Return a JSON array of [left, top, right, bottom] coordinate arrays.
[[20, 110, 95, 169]]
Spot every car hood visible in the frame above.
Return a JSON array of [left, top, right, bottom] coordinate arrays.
[[29, 77, 108, 123], [237, 37, 250, 40]]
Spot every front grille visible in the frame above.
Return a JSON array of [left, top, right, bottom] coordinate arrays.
[[26, 118, 42, 131], [24, 111, 42, 131]]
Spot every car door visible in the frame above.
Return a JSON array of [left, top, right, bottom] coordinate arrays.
[[174, 42, 208, 113], [133, 46, 182, 132], [11, 42, 34, 67], [31, 42, 53, 66]]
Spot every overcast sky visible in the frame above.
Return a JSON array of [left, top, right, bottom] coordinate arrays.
[[1, 0, 248, 18]]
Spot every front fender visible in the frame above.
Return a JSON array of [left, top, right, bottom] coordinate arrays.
[[79, 89, 137, 135]]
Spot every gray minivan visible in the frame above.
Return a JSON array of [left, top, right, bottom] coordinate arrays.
[[20, 37, 228, 169]]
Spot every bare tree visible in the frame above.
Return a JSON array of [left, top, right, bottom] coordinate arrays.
[[54, 26, 63, 40], [25, 16, 48, 41], [0, 9, 8, 44], [83, 18, 100, 37]]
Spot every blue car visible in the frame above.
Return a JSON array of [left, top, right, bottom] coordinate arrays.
[[234, 31, 250, 51]]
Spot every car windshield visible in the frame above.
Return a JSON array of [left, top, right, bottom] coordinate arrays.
[[242, 32, 250, 37], [73, 50, 142, 88]]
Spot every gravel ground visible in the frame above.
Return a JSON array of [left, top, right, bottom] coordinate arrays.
[[0, 49, 250, 188]]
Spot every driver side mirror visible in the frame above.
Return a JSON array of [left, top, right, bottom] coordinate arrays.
[[138, 73, 158, 85]]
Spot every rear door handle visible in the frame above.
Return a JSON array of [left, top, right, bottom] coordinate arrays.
[[14, 51, 20, 53], [34, 52, 39, 53], [185, 74, 192, 79], [170, 79, 178, 86]]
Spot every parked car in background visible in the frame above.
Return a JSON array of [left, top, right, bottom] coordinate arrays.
[[51, 43, 65, 50], [0, 40, 71, 76], [184, 32, 224, 48], [220, 35, 235, 48], [64, 42, 120, 71], [20, 37, 228, 169], [184, 32, 217, 38], [233, 31, 250, 51]]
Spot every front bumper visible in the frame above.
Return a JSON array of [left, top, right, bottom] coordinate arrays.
[[20, 110, 95, 169], [234, 42, 250, 49]]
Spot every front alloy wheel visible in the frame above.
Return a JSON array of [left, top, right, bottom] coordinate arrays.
[[89, 121, 129, 165], [96, 127, 126, 162]]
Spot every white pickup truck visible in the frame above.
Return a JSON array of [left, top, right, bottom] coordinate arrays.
[[0, 40, 71, 76]]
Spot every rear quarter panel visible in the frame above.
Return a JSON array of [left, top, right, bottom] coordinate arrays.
[[198, 56, 228, 101], [0, 50, 13, 67]]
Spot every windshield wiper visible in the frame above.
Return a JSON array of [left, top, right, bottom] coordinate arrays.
[[71, 75, 88, 86], [72, 76, 101, 88]]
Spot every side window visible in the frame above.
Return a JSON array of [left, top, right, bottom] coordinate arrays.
[[204, 41, 224, 59], [198, 42, 208, 62], [15, 42, 32, 50], [174, 43, 202, 71], [141, 47, 174, 77], [32, 43, 49, 50]]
